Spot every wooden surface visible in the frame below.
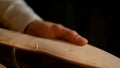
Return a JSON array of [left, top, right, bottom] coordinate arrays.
[[0, 28, 120, 68]]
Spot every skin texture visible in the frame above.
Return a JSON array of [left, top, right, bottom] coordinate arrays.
[[24, 19, 88, 46]]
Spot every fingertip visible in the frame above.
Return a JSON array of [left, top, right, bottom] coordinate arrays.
[[77, 37, 88, 46]]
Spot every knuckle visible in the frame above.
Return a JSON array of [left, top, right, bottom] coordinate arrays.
[[52, 24, 63, 29]]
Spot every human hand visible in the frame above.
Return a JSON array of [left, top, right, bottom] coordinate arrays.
[[24, 19, 88, 46]]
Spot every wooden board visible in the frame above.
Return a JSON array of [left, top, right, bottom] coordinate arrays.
[[0, 28, 120, 68]]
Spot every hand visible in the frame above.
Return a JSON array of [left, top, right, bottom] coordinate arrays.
[[24, 19, 88, 46]]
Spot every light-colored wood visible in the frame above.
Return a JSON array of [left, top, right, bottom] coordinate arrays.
[[0, 28, 120, 68]]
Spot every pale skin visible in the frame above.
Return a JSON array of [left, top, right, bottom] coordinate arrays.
[[24, 19, 88, 46]]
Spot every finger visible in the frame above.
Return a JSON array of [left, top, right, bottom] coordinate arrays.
[[60, 28, 88, 46]]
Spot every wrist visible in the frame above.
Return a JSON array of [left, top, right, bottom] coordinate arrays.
[[24, 19, 44, 34]]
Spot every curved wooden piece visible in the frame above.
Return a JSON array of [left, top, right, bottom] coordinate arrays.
[[0, 28, 120, 68]]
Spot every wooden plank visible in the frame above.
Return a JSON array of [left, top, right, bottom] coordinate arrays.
[[0, 28, 120, 68]]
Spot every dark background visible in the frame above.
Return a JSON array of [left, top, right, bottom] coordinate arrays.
[[25, 0, 120, 58]]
